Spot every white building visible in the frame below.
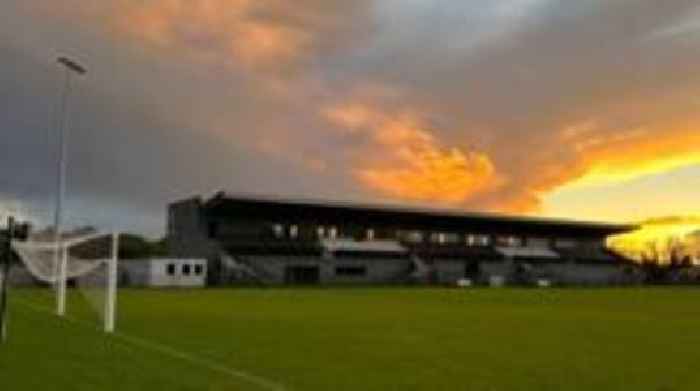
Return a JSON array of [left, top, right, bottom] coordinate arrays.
[[121, 259, 207, 287]]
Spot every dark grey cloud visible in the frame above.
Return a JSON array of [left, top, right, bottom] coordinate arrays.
[[2, 0, 700, 234]]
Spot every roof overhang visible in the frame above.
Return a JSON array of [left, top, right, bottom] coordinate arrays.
[[201, 193, 638, 238]]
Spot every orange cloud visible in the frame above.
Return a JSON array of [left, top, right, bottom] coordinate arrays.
[[324, 104, 502, 203], [18, 0, 700, 222], [358, 149, 498, 203], [557, 122, 700, 187], [495, 123, 700, 216], [111, 0, 309, 69]]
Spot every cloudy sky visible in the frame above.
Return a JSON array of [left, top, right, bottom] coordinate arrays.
[[2, 1, 700, 235]]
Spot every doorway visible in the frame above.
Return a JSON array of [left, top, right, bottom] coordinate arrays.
[[285, 266, 320, 284]]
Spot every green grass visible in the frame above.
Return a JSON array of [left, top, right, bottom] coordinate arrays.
[[3, 287, 700, 390]]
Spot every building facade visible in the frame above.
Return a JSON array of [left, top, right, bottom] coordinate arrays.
[[167, 193, 639, 286], [121, 259, 207, 288]]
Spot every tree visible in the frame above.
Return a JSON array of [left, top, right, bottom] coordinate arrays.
[[117, 234, 167, 260]]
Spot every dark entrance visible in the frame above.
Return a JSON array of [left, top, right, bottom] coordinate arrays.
[[285, 266, 320, 284], [465, 261, 481, 279]]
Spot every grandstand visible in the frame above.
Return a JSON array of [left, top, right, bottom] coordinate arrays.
[[167, 192, 638, 286]]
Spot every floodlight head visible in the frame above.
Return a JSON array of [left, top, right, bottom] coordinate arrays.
[[57, 56, 87, 75]]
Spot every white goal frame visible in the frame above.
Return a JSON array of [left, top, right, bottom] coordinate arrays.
[[13, 232, 120, 333]]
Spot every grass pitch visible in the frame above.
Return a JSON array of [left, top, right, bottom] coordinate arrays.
[[2, 287, 700, 390]]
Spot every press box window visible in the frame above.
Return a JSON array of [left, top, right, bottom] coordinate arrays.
[[194, 264, 204, 276], [466, 234, 491, 247], [166, 263, 176, 276], [328, 226, 338, 240], [404, 231, 424, 243], [182, 264, 192, 276], [335, 266, 367, 277], [496, 236, 523, 247], [289, 225, 299, 239], [272, 224, 285, 238]]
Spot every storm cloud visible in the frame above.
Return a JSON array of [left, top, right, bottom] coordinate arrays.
[[2, 1, 700, 234]]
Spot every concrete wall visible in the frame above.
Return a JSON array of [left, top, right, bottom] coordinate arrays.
[[167, 198, 222, 285], [228, 256, 635, 286], [329, 257, 411, 284], [238, 255, 411, 284], [120, 261, 150, 286], [539, 263, 630, 286], [433, 259, 467, 284], [149, 259, 207, 287], [433, 260, 634, 286]]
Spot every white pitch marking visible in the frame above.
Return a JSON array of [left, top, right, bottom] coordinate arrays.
[[16, 299, 287, 391]]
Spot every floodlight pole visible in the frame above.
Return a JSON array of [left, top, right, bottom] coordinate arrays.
[[54, 57, 86, 317]]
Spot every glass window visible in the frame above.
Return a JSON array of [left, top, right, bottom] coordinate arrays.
[[467, 234, 491, 246], [182, 264, 192, 276], [496, 236, 523, 247], [272, 224, 284, 238], [431, 233, 457, 244], [194, 264, 204, 275], [166, 263, 176, 276], [289, 225, 299, 239], [405, 231, 424, 243]]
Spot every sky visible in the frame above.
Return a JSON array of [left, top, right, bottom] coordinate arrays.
[[1, 1, 700, 236]]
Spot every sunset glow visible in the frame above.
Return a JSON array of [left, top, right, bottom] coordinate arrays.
[[2, 1, 700, 238]]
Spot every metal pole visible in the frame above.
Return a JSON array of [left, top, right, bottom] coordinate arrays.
[[53, 57, 86, 317], [1, 217, 15, 344], [54, 67, 72, 317]]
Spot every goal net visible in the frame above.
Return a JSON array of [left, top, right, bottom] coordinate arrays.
[[11, 231, 119, 333]]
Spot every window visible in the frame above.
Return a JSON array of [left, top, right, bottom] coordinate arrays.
[[430, 233, 444, 244], [272, 224, 284, 238], [289, 225, 299, 239], [466, 234, 490, 247], [431, 232, 458, 244], [496, 236, 523, 247], [194, 264, 204, 276], [405, 231, 424, 243], [166, 263, 176, 276], [366, 229, 375, 241], [182, 264, 192, 276], [335, 266, 367, 277], [329, 226, 338, 240]]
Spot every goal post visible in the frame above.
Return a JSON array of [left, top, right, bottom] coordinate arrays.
[[56, 242, 68, 317], [105, 232, 118, 333], [11, 231, 120, 334]]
